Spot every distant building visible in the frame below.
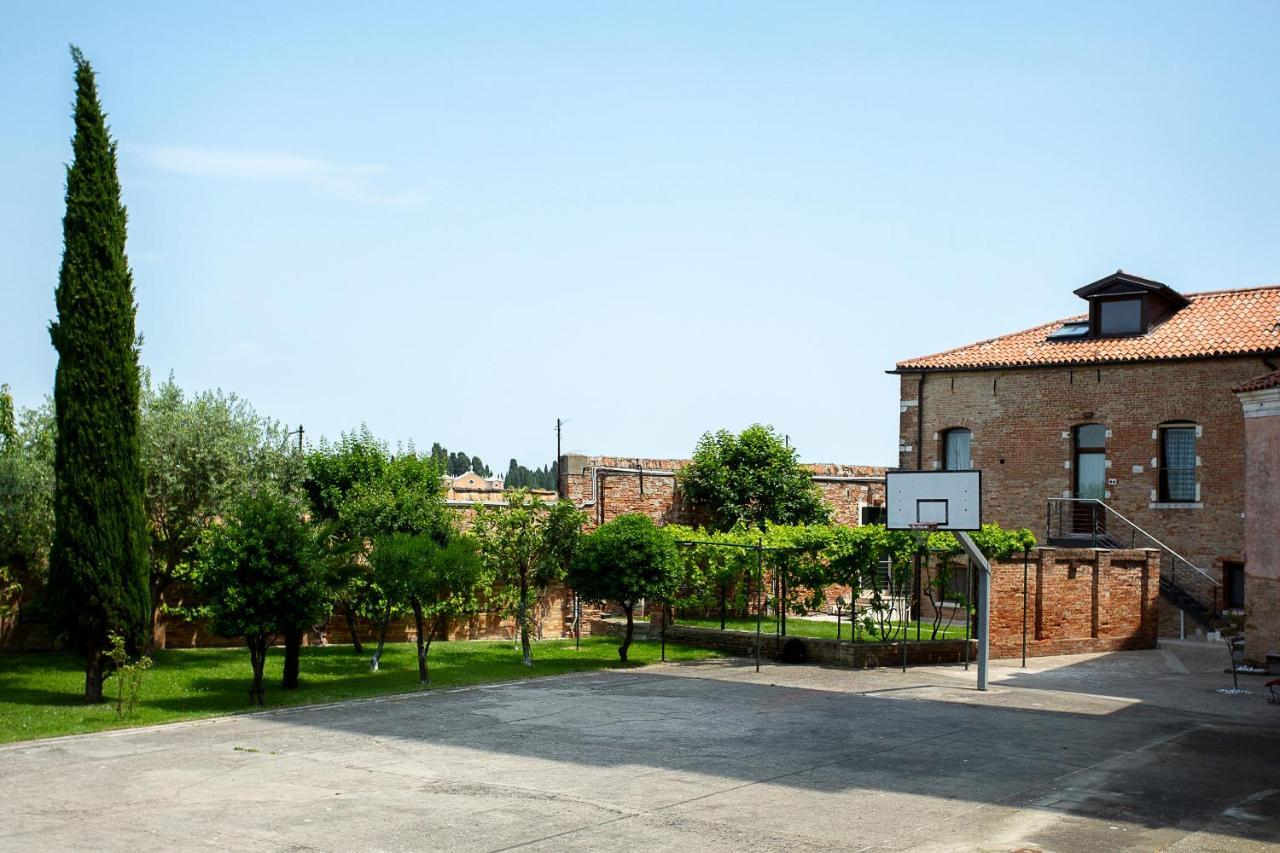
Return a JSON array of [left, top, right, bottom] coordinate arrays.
[[445, 470, 555, 505], [892, 271, 1280, 642]]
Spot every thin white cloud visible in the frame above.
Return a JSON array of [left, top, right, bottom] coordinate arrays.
[[130, 144, 425, 205]]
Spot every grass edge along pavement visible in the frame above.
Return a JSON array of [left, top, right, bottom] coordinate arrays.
[[676, 615, 969, 641], [0, 637, 723, 744]]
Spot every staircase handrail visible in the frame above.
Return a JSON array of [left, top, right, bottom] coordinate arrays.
[[1045, 497, 1221, 588]]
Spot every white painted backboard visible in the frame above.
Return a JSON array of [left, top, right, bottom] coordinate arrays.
[[885, 470, 982, 531]]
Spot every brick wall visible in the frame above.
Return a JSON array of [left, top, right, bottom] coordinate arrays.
[[988, 547, 1160, 658], [559, 454, 886, 530], [1237, 383, 1280, 664], [897, 357, 1267, 616]]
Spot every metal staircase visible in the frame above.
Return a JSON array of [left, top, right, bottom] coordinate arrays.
[[1046, 498, 1222, 633]]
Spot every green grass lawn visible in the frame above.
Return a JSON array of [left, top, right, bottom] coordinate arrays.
[[0, 637, 723, 744], [676, 615, 969, 641]]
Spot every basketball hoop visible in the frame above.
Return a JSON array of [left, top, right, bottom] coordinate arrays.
[[908, 521, 939, 545]]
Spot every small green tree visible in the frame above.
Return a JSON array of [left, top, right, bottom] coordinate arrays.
[[472, 490, 585, 666], [341, 449, 448, 670], [197, 488, 326, 704], [370, 533, 485, 684], [48, 47, 151, 701], [678, 425, 831, 532], [303, 427, 391, 654], [570, 515, 680, 662]]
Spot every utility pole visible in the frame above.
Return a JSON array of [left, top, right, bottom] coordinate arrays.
[[555, 417, 563, 498], [286, 425, 304, 453]]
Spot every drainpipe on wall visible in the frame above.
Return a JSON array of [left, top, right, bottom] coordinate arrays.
[[916, 372, 927, 471]]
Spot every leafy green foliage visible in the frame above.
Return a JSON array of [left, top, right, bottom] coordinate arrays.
[[140, 374, 281, 635], [0, 393, 55, 612], [472, 489, 586, 666], [47, 47, 151, 700], [340, 450, 448, 542], [570, 515, 681, 661], [196, 488, 327, 704], [677, 425, 831, 532], [664, 521, 1037, 642], [304, 427, 389, 524], [370, 533, 487, 682]]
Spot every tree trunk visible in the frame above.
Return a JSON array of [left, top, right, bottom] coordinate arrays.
[[343, 601, 363, 654], [282, 626, 302, 689], [84, 644, 105, 703], [248, 635, 267, 706], [719, 582, 727, 629], [619, 601, 635, 663], [370, 600, 391, 671], [411, 599, 429, 684], [519, 568, 532, 667]]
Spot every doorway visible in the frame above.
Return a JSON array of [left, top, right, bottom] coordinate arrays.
[[1073, 424, 1107, 537]]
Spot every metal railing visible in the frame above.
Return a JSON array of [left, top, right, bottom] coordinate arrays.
[[1046, 498, 1221, 618]]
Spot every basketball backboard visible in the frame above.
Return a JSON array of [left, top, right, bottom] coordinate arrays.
[[885, 470, 982, 531]]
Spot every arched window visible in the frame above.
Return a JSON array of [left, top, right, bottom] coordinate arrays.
[[1159, 421, 1197, 503], [942, 428, 971, 470]]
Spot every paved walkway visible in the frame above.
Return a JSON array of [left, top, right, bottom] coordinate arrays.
[[4, 643, 1278, 851]]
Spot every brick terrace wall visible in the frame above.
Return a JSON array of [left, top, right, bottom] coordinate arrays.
[[898, 358, 1264, 633], [559, 454, 886, 531], [988, 547, 1160, 658]]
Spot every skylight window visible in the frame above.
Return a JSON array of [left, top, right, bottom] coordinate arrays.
[[1047, 322, 1090, 341]]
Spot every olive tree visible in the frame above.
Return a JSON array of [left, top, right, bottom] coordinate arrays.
[[140, 375, 264, 648], [0, 390, 55, 616]]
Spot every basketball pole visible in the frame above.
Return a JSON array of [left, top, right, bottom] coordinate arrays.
[[955, 531, 991, 691]]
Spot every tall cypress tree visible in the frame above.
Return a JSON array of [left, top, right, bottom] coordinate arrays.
[[48, 46, 150, 702]]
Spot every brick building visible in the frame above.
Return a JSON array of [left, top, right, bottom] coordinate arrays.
[[892, 271, 1280, 638], [1235, 369, 1280, 666]]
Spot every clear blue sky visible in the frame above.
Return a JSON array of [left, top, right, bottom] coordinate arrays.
[[3, 2, 1279, 469]]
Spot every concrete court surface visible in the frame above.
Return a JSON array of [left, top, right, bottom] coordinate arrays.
[[3, 642, 1279, 852]]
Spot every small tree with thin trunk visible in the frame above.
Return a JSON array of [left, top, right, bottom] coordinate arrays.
[[473, 490, 584, 666], [569, 514, 680, 662], [370, 533, 485, 684], [48, 46, 151, 701], [341, 449, 448, 671], [197, 488, 326, 705]]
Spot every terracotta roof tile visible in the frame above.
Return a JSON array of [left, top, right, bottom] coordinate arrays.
[[1234, 368, 1280, 393], [896, 286, 1280, 371]]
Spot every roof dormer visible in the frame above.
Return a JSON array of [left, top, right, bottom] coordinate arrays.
[[1071, 270, 1190, 339]]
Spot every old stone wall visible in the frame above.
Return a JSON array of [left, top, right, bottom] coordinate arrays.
[[559, 454, 887, 530]]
